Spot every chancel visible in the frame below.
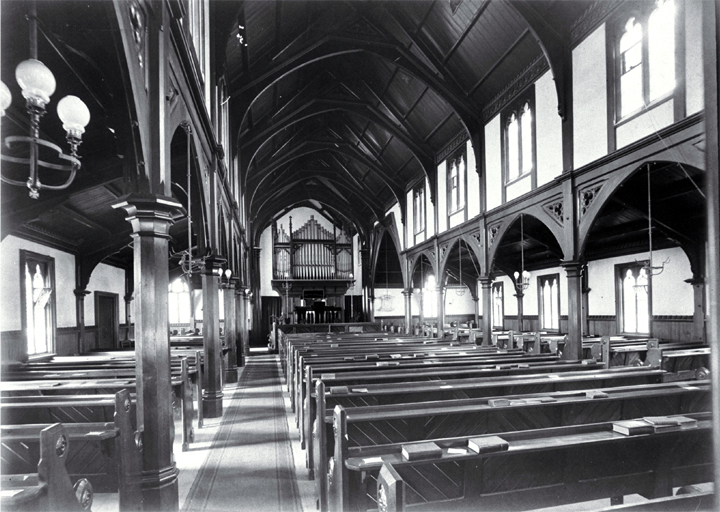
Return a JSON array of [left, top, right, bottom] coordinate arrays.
[[1, 1, 719, 512]]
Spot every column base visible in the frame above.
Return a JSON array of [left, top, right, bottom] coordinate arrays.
[[141, 464, 179, 511], [224, 366, 239, 383], [202, 392, 224, 417]]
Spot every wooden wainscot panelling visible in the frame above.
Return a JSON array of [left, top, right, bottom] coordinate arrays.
[[57, 326, 81, 356], [587, 315, 617, 336], [652, 316, 695, 343], [1, 330, 25, 365]]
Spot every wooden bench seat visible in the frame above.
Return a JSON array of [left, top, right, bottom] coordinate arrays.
[[307, 366, 675, 489], [594, 490, 714, 511], [344, 412, 712, 512], [1, 356, 197, 451], [301, 358, 599, 458], [291, 343, 508, 414], [294, 351, 556, 431], [1, 390, 142, 511]]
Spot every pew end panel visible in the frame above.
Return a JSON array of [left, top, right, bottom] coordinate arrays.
[[1, 424, 89, 512]]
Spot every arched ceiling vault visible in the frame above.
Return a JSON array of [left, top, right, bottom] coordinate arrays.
[[215, 0, 596, 242]]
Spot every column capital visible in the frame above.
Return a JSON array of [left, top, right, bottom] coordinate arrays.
[[73, 288, 91, 298], [561, 260, 584, 277], [112, 193, 185, 238], [685, 277, 705, 285], [402, 288, 413, 297], [123, 293, 134, 303], [200, 256, 227, 276], [478, 276, 494, 287]]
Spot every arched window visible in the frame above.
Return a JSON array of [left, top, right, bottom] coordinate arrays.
[[520, 103, 533, 176], [506, 113, 519, 181], [617, 0, 676, 119], [503, 92, 535, 189], [168, 277, 191, 325], [618, 264, 650, 334], [447, 151, 466, 214], [539, 274, 559, 331], [492, 282, 504, 329], [648, 0, 675, 101], [21, 250, 55, 356], [413, 185, 425, 235]]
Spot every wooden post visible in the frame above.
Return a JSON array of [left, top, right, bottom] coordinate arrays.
[[123, 293, 134, 346], [562, 261, 584, 360], [479, 277, 493, 346], [685, 277, 706, 342], [224, 279, 238, 383], [112, 194, 182, 511], [702, 0, 720, 507], [201, 256, 225, 418], [402, 288, 412, 334], [436, 285, 444, 338], [73, 289, 90, 354], [515, 290, 524, 333]]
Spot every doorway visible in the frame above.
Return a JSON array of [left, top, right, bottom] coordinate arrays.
[[95, 292, 119, 350]]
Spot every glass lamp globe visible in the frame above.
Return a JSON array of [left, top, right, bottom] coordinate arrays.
[[15, 59, 56, 108], [0, 81, 11, 117], [224, 268, 232, 279], [57, 95, 90, 139]]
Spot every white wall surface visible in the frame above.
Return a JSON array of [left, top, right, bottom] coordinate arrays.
[[406, 189, 414, 248], [616, 100, 674, 149], [425, 177, 435, 237], [467, 140, 481, 218], [484, 115, 502, 211], [685, 0, 704, 116], [86, 263, 127, 326], [587, 247, 693, 316], [1, 235, 76, 330], [573, 23, 608, 169], [535, 70, 563, 185], [437, 162, 447, 233], [506, 174, 532, 202]]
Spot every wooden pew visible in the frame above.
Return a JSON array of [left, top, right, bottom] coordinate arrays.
[[295, 349, 551, 433], [1, 390, 142, 511], [364, 413, 712, 512], [324, 382, 710, 511], [1, 424, 89, 512], [301, 358, 599, 469], [594, 491, 714, 511], [290, 340, 493, 415], [2, 356, 196, 452], [310, 366, 680, 499]]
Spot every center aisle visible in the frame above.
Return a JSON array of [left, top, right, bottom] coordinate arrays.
[[181, 354, 303, 512]]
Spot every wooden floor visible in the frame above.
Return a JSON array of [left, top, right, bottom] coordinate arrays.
[[94, 349, 711, 512]]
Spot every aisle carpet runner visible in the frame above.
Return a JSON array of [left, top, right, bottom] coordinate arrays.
[[182, 355, 302, 512]]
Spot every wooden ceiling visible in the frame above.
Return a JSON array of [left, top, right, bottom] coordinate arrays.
[[1, 1, 706, 284], [217, 0, 595, 239]]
